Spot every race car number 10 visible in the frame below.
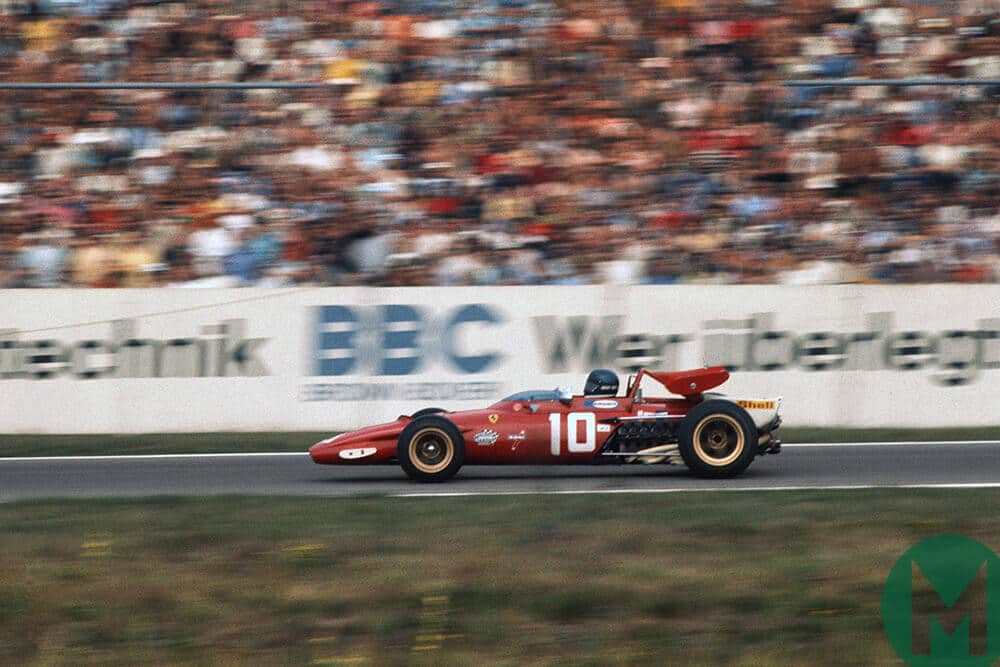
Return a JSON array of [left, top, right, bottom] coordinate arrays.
[[549, 412, 596, 455]]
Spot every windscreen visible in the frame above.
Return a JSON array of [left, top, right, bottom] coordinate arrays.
[[500, 390, 561, 402]]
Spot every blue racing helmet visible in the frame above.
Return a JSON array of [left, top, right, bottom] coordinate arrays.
[[584, 369, 619, 396]]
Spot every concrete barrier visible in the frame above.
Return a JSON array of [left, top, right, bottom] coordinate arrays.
[[1, 285, 998, 432]]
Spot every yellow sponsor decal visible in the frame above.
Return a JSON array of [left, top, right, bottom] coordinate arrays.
[[737, 400, 776, 410], [488, 413, 499, 424]]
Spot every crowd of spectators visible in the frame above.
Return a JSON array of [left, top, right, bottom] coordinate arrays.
[[2, 0, 1000, 287]]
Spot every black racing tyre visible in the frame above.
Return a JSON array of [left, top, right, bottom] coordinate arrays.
[[398, 415, 465, 483], [677, 400, 758, 478], [410, 407, 447, 418]]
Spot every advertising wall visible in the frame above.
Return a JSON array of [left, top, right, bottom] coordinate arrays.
[[1, 285, 999, 433]]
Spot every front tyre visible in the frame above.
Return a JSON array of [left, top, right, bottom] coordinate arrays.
[[678, 400, 757, 478], [397, 415, 465, 482], [410, 407, 446, 418]]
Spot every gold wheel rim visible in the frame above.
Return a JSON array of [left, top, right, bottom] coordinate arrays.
[[693, 414, 745, 467], [409, 427, 454, 474]]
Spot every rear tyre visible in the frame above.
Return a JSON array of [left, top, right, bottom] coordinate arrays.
[[678, 400, 757, 478], [398, 415, 465, 483]]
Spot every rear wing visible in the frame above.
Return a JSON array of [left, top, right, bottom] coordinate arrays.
[[630, 367, 729, 399]]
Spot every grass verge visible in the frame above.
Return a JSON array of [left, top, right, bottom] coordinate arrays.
[[2, 426, 1000, 458], [0, 489, 997, 664]]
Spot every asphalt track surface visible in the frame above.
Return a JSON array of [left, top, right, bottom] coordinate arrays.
[[2, 441, 1000, 501]]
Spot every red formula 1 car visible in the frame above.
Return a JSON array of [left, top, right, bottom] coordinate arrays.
[[310, 367, 782, 481]]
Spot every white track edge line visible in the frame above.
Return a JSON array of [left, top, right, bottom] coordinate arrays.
[[396, 482, 1000, 497], [783, 440, 1000, 447]]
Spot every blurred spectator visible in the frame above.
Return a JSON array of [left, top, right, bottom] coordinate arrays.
[[16, 228, 69, 287], [1, 0, 1000, 287]]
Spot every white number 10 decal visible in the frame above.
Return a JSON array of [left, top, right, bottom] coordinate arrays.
[[549, 412, 596, 455]]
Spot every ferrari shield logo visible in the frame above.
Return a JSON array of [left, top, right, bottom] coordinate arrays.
[[488, 414, 499, 424]]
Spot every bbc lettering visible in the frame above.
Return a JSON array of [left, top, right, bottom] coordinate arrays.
[[313, 304, 503, 376]]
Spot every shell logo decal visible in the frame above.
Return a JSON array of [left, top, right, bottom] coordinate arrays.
[[736, 400, 776, 410]]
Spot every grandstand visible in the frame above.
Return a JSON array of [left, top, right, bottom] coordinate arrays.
[[1, 0, 999, 287]]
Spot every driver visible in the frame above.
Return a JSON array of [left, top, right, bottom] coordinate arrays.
[[583, 369, 619, 396]]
